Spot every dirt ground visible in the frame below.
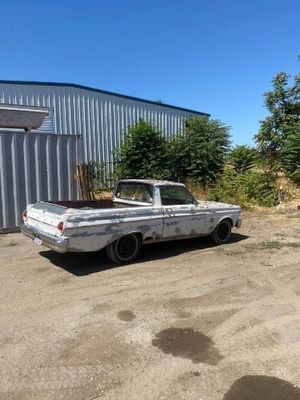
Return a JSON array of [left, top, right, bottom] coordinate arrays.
[[1, 209, 300, 400]]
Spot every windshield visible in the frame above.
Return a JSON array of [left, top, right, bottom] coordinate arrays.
[[115, 183, 153, 204]]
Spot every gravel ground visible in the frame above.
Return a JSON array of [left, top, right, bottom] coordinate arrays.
[[1, 210, 300, 399]]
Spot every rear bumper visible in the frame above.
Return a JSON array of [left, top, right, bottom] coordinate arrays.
[[21, 224, 68, 253]]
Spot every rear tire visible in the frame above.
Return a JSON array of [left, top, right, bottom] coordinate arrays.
[[210, 219, 232, 244], [106, 233, 141, 264]]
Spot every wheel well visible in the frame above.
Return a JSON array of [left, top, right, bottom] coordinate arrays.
[[220, 217, 233, 227], [119, 231, 143, 241], [106, 232, 143, 249], [132, 232, 143, 241], [106, 231, 142, 264]]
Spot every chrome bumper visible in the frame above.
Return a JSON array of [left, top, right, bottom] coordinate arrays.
[[21, 224, 68, 253]]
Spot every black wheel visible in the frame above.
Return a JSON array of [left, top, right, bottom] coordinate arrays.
[[210, 219, 232, 244], [106, 233, 142, 264]]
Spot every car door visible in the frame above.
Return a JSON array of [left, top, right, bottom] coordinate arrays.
[[160, 186, 208, 238]]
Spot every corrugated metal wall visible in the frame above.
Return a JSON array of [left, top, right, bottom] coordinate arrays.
[[0, 82, 209, 164], [0, 130, 79, 232]]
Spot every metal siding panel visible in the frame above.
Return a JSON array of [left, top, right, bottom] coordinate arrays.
[[56, 135, 63, 201], [94, 96, 99, 162], [0, 133, 8, 227], [116, 100, 121, 148], [0, 130, 79, 231], [4, 134, 15, 224], [87, 95, 92, 160], [91, 96, 95, 161], [34, 134, 42, 201], [76, 93, 81, 138], [0, 82, 207, 164], [100, 100, 105, 161], [108, 99, 113, 162], [82, 94, 88, 161], [112, 102, 117, 151], [12, 134, 22, 226], [50, 136, 59, 201], [46, 135, 53, 200]]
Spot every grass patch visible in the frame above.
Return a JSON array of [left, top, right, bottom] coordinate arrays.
[[0, 240, 19, 248], [287, 213, 300, 219], [274, 233, 287, 238], [245, 240, 300, 251], [223, 249, 244, 256], [223, 240, 300, 256]]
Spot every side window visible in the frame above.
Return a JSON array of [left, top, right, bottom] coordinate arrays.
[[160, 186, 195, 205], [116, 183, 153, 204]]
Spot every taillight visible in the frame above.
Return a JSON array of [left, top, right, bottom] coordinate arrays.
[[22, 210, 28, 222], [57, 221, 65, 235]]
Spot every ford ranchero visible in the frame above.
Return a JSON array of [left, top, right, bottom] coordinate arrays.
[[21, 179, 242, 264]]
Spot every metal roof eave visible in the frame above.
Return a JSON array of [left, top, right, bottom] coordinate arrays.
[[0, 79, 210, 117]]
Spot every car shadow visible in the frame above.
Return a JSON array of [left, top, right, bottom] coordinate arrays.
[[40, 233, 249, 276]]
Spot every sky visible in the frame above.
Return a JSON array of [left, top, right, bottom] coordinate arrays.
[[1, 0, 299, 145]]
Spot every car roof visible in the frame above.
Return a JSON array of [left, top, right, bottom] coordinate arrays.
[[117, 179, 185, 187]]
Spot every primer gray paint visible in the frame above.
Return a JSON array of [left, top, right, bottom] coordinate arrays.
[[22, 180, 241, 254], [0, 129, 79, 231], [0, 81, 209, 164]]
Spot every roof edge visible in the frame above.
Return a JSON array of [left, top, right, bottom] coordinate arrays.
[[0, 79, 210, 117]]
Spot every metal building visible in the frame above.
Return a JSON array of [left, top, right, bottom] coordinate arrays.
[[0, 80, 209, 231], [0, 80, 209, 163]]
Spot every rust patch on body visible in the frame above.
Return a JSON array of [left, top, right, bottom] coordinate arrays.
[[152, 327, 222, 364]]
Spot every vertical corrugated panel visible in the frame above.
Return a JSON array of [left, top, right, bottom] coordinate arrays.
[[0, 83, 208, 164], [0, 129, 79, 232]]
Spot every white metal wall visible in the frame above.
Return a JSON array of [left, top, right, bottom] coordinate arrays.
[[0, 130, 80, 232], [0, 82, 209, 163]]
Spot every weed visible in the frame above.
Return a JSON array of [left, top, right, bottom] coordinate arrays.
[[223, 250, 244, 256], [287, 213, 300, 219], [7, 240, 18, 247], [245, 240, 300, 251]]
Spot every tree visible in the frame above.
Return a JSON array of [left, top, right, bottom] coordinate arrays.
[[255, 71, 300, 162], [115, 120, 170, 180], [229, 145, 257, 173], [282, 121, 300, 183], [170, 117, 230, 186]]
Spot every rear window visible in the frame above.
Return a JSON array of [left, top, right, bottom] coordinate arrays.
[[115, 183, 153, 204], [160, 186, 195, 205]]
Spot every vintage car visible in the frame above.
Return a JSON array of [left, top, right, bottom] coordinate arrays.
[[21, 179, 241, 264]]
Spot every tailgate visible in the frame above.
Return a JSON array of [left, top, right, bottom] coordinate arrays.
[[26, 202, 67, 236]]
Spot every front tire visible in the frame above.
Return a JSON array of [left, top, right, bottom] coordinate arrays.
[[210, 219, 232, 244], [106, 233, 141, 264]]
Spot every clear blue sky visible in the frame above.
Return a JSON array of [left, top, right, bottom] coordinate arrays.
[[1, 0, 299, 145]]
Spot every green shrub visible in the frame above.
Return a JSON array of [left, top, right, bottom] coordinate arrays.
[[207, 167, 279, 208], [115, 117, 231, 186], [170, 117, 230, 186], [229, 145, 257, 173], [290, 170, 300, 185], [206, 168, 247, 207], [255, 71, 300, 163], [115, 120, 171, 180], [282, 123, 300, 183]]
